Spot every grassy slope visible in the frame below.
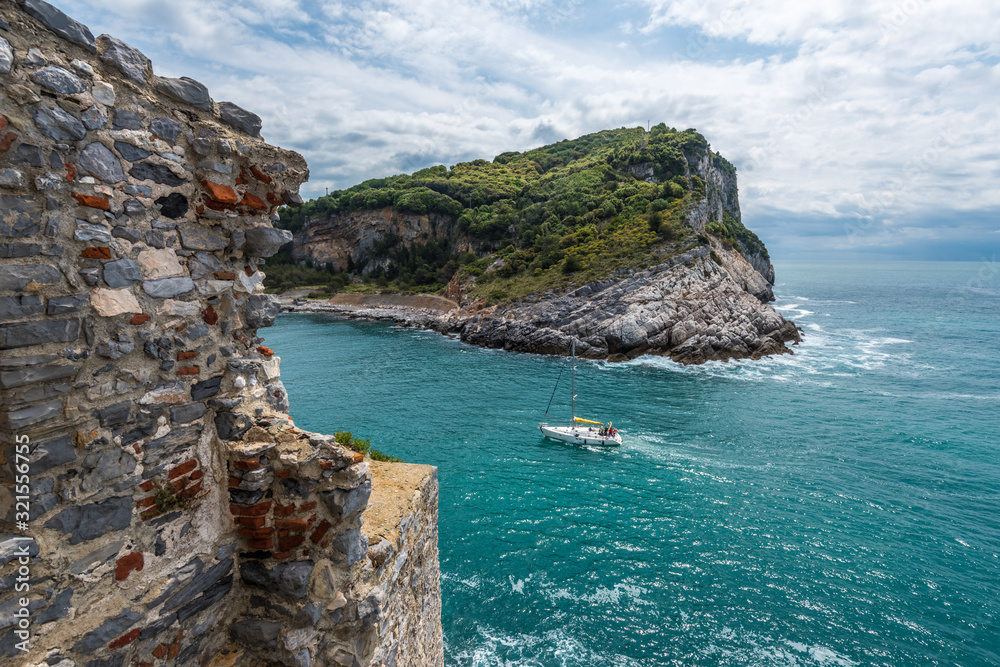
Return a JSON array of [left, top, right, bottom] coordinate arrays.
[[267, 124, 763, 303]]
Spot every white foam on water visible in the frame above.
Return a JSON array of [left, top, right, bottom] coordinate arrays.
[[446, 625, 645, 667]]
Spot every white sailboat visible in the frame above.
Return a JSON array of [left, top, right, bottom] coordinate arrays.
[[538, 340, 622, 446]]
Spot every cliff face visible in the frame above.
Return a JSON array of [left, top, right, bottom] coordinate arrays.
[[0, 4, 442, 666], [286, 132, 794, 364], [293, 207, 457, 274]]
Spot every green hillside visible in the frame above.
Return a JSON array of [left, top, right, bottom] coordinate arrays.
[[268, 124, 766, 302]]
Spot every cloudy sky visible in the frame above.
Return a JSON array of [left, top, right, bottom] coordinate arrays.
[[54, 0, 1000, 260]]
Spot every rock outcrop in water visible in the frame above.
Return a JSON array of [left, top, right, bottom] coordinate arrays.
[[283, 128, 799, 364]]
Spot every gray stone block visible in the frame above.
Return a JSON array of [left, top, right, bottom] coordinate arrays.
[[33, 106, 86, 142], [188, 252, 224, 280], [12, 143, 45, 168], [143, 277, 195, 298], [156, 76, 212, 111], [0, 265, 63, 291], [229, 619, 282, 651], [0, 361, 77, 389], [103, 258, 141, 288], [79, 142, 126, 183], [74, 220, 112, 242], [111, 226, 142, 243], [123, 198, 146, 216], [0, 535, 39, 567], [322, 479, 372, 520], [0, 195, 41, 238], [95, 332, 133, 359], [129, 161, 185, 186], [176, 573, 232, 622], [334, 527, 369, 566], [178, 224, 228, 251], [3, 399, 62, 430], [35, 587, 73, 625], [0, 295, 44, 320], [113, 141, 150, 162], [170, 402, 207, 425], [44, 495, 133, 545], [143, 424, 202, 466], [0, 37, 11, 75], [156, 192, 188, 219], [46, 294, 89, 315], [80, 446, 137, 493], [96, 33, 149, 81], [0, 243, 43, 258], [162, 557, 233, 613], [0, 319, 80, 350], [244, 227, 292, 258], [214, 411, 251, 441], [244, 294, 280, 329], [112, 109, 143, 131], [17, 434, 76, 476], [150, 117, 183, 144], [218, 101, 262, 138], [240, 561, 314, 599], [71, 608, 142, 654], [191, 375, 222, 400], [97, 400, 131, 427], [30, 65, 85, 94], [81, 105, 107, 130], [264, 380, 290, 412], [23, 0, 97, 52]]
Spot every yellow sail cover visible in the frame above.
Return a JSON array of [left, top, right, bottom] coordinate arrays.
[[573, 417, 604, 425]]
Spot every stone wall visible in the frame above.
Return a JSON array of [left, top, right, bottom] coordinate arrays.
[[0, 2, 443, 665]]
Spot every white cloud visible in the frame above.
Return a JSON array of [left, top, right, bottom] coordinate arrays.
[[53, 0, 1000, 258]]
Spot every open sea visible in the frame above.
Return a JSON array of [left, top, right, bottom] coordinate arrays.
[[264, 261, 1000, 666]]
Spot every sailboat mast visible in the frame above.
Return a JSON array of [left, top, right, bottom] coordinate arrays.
[[571, 339, 576, 422]]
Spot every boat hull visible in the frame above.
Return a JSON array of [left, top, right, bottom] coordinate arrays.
[[539, 424, 622, 446]]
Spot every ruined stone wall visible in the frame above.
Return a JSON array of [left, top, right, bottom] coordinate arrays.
[[0, 2, 443, 665]]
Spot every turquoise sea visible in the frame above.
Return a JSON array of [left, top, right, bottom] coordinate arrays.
[[265, 261, 1000, 666]]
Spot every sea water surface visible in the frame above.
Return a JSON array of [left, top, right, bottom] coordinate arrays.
[[264, 261, 1000, 666]]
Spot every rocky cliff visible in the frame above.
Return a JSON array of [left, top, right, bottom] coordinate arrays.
[[284, 129, 798, 364], [0, 3, 443, 666]]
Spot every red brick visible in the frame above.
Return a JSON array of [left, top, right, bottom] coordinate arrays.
[[0, 117, 7, 132], [250, 165, 272, 184], [299, 501, 317, 512], [141, 507, 162, 521], [276, 518, 310, 532], [230, 501, 271, 516], [203, 198, 235, 212], [71, 193, 110, 210], [274, 468, 291, 478], [319, 460, 335, 469], [139, 480, 155, 493], [257, 345, 274, 357], [169, 459, 198, 479], [201, 179, 238, 204], [190, 470, 203, 481], [266, 192, 282, 206], [214, 272, 236, 280], [108, 627, 140, 650], [152, 644, 168, 659], [240, 192, 268, 210], [272, 550, 295, 560], [64, 162, 76, 181], [80, 247, 111, 259], [196, 204, 206, 214], [169, 478, 188, 494], [176, 366, 199, 376], [238, 526, 274, 539], [181, 480, 202, 498], [115, 551, 144, 581], [229, 475, 241, 488], [244, 265, 255, 276], [278, 535, 304, 551], [135, 496, 157, 509], [0, 131, 18, 155], [233, 459, 260, 471], [273, 504, 295, 517], [353, 453, 365, 463], [248, 537, 273, 550], [137, 663, 154, 667], [175, 322, 187, 332], [168, 643, 180, 659], [235, 516, 266, 528], [310, 520, 332, 544], [177, 350, 198, 361], [130, 313, 151, 325], [277, 529, 289, 538], [203, 305, 218, 325]]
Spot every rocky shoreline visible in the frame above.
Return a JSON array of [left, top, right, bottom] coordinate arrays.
[[277, 241, 801, 365]]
